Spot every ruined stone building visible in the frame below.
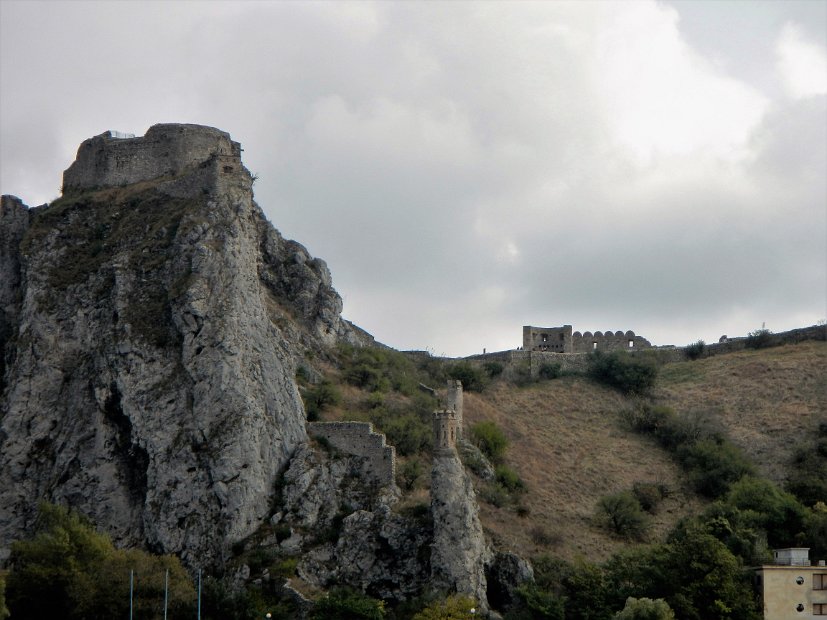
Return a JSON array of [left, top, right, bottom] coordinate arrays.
[[523, 325, 652, 353]]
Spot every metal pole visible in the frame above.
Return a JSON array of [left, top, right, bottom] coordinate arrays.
[[129, 569, 134, 620], [164, 568, 169, 620], [197, 568, 201, 620]]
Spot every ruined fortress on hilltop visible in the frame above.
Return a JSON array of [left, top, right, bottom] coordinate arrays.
[[61, 123, 245, 191]]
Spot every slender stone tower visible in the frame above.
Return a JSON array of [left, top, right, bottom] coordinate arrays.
[[445, 379, 464, 439]]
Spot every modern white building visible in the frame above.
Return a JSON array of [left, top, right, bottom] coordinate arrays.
[[755, 548, 827, 619]]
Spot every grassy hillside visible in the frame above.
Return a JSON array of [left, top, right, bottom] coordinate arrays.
[[464, 340, 826, 562], [304, 339, 825, 566]]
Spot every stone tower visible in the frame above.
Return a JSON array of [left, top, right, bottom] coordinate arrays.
[[433, 409, 459, 455], [445, 379, 463, 439]]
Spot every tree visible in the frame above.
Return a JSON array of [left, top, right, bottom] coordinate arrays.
[[6, 503, 194, 619], [664, 530, 761, 620], [596, 492, 650, 541], [613, 597, 675, 620], [412, 595, 478, 619]]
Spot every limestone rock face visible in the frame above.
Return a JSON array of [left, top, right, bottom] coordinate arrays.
[[272, 443, 430, 603], [430, 452, 493, 609], [0, 125, 354, 566]]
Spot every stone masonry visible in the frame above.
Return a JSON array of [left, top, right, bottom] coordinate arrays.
[[523, 324, 652, 353], [62, 124, 242, 190], [307, 422, 396, 486]]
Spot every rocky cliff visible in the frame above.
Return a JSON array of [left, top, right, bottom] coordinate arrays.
[[0, 124, 357, 567]]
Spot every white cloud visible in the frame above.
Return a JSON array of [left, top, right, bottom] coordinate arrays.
[[776, 22, 827, 99]]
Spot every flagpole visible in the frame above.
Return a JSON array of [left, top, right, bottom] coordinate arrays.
[[164, 568, 169, 620], [197, 568, 201, 620], [129, 569, 134, 620]]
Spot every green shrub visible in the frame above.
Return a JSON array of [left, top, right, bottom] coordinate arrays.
[[677, 439, 755, 498], [632, 482, 667, 514], [479, 483, 511, 508], [447, 362, 488, 392], [684, 340, 705, 360], [746, 328, 774, 349], [302, 380, 341, 421], [613, 597, 675, 620], [484, 361, 505, 377], [412, 595, 477, 620], [596, 491, 650, 540], [512, 584, 565, 620], [272, 557, 298, 579], [538, 362, 562, 380], [397, 457, 425, 491], [587, 351, 657, 395], [495, 464, 526, 494], [470, 420, 509, 462], [312, 587, 386, 620], [6, 504, 194, 619]]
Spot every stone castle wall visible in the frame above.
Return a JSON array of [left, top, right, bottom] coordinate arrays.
[[62, 124, 241, 190], [307, 422, 395, 486], [571, 329, 652, 352], [523, 325, 652, 353]]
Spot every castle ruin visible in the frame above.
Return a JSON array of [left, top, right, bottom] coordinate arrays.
[[62, 124, 243, 191], [307, 421, 396, 486], [523, 324, 652, 353]]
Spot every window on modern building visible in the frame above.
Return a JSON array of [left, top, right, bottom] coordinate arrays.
[[814, 603, 827, 616], [815, 574, 827, 590]]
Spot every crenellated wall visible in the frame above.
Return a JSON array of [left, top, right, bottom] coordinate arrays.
[[571, 329, 652, 352], [62, 124, 242, 191], [523, 325, 652, 353], [307, 421, 396, 486]]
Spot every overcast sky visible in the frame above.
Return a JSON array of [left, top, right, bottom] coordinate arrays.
[[1, 0, 825, 357]]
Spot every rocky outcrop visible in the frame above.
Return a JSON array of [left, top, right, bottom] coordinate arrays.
[[430, 451, 493, 609], [269, 443, 430, 602], [0, 125, 355, 567]]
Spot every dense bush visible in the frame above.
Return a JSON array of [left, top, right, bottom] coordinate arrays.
[[613, 597, 675, 620], [683, 340, 705, 360], [538, 362, 562, 380], [786, 420, 827, 507], [338, 344, 420, 395], [624, 404, 752, 498], [495, 464, 527, 494], [596, 491, 650, 540], [587, 351, 657, 394], [745, 328, 774, 349], [311, 587, 385, 620], [632, 481, 668, 514], [412, 595, 477, 619], [302, 380, 341, 420], [447, 361, 488, 392], [484, 361, 505, 377], [470, 420, 509, 462], [677, 438, 755, 498]]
